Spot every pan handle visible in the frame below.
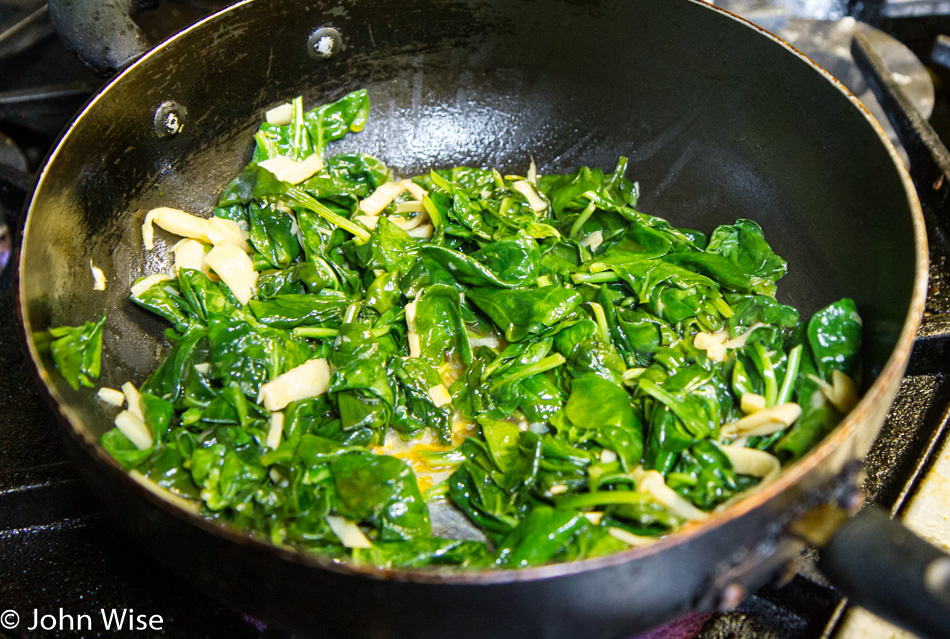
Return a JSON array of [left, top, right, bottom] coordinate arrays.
[[829, 32, 950, 639], [47, 0, 156, 76], [818, 505, 950, 639]]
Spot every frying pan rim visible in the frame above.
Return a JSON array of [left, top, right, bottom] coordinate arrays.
[[17, 0, 929, 586]]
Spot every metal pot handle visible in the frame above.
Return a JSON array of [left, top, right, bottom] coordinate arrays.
[[818, 505, 950, 638], [47, 0, 156, 76]]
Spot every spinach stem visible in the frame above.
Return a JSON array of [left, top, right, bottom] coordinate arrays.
[[754, 343, 778, 407], [291, 96, 306, 159], [292, 325, 390, 339], [417, 448, 465, 467], [569, 200, 598, 238], [490, 353, 566, 390], [553, 490, 652, 510], [254, 131, 278, 159], [343, 302, 361, 324], [424, 481, 450, 501], [421, 195, 443, 228], [292, 326, 338, 338], [286, 186, 372, 243], [572, 272, 619, 285], [776, 344, 802, 405], [713, 295, 734, 318], [589, 302, 611, 345]]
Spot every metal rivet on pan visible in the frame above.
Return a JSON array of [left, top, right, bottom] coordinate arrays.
[[153, 101, 186, 138], [717, 583, 746, 612], [925, 557, 950, 596], [308, 27, 343, 60]]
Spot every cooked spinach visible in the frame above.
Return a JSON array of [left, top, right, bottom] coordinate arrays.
[[46, 314, 106, 390], [49, 90, 865, 569]]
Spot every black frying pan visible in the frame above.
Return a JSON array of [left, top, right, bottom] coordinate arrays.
[[16, 0, 946, 637]]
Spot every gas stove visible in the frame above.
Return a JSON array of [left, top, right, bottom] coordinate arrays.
[[1, 1, 949, 638]]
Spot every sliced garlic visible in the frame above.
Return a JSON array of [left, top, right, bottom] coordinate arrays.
[[359, 181, 408, 216], [721, 402, 802, 438], [427, 384, 452, 407], [205, 216, 250, 249], [694, 324, 767, 362], [583, 511, 604, 525], [469, 333, 504, 349], [694, 330, 728, 362], [266, 411, 284, 450], [204, 244, 258, 306], [142, 207, 249, 252], [258, 153, 324, 185], [90, 260, 106, 291], [326, 515, 372, 549], [822, 370, 859, 414], [527, 158, 538, 185], [405, 301, 421, 359], [353, 214, 380, 230], [403, 180, 428, 201], [394, 201, 426, 215], [169, 238, 210, 278], [720, 445, 781, 480], [390, 213, 427, 231], [723, 322, 766, 349], [407, 333, 421, 359], [608, 527, 657, 547], [114, 410, 152, 450], [581, 230, 603, 252], [512, 180, 547, 212], [740, 393, 767, 415], [97, 387, 125, 407], [632, 468, 708, 521], [264, 103, 294, 125], [406, 224, 433, 239], [121, 382, 144, 421], [257, 358, 330, 411], [600, 449, 618, 464], [130, 273, 169, 297], [129, 470, 199, 513]]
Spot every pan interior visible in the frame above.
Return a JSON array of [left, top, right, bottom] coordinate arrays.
[[21, 0, 918, 547]]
